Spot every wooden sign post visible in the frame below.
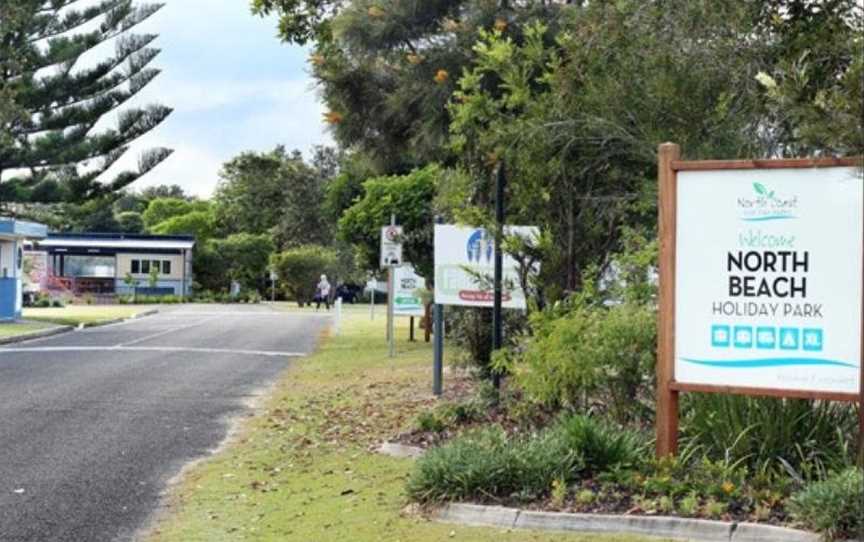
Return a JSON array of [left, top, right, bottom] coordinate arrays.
[[655, 142, 864, 462]]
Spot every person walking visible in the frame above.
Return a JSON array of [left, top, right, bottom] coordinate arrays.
[[315, 274, 332, 310]]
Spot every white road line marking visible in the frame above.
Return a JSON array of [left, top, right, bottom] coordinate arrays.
[[0, 346, 306, 357], [117, 317, 216, 347], [159, 312, 331, 317]]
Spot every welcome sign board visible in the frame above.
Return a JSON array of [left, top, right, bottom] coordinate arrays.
[[675, 166, 862, 395], [434, 225, 538, 309], [655, 144, 864, 459]]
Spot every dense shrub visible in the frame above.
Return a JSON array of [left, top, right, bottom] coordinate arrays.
[[555, 415, 646, 475], [680, 395, 858, 482], [194, 233, 275, 293], [514, 301, 656, 423], [270, 244, 337, 307], [406, 426, 579, 503], [446, 306, 527, 378], [789, 468, 863, 540], [407, 414, 646, 503]]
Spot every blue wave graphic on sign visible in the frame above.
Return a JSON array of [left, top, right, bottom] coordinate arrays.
[[680, 357, 857, 369], [741, 215, 797, 222]]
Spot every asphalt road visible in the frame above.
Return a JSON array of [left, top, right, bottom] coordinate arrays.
[[0, 304, 328, 542]]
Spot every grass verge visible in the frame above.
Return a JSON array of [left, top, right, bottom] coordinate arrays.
[[22, 305, 154, 327], [0, 321, 57, 338], [147, 312, 663, 542]]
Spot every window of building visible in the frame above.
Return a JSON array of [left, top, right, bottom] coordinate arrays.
[[141, 260, 150, 274], [63, 256, 116, 278], [131, 260, 140, 274], [162, 260, 171, 274]]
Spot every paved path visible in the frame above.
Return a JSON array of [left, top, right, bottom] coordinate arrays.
[[0, 304, 328, 542]]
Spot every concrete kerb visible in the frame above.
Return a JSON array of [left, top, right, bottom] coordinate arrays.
[[432, 503, 821, 542], [78, 308, 161, 329]]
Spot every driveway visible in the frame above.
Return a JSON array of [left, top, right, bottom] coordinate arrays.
[[0, 304, 328, 542]]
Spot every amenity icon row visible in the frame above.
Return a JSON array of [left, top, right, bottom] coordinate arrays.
[[711, 325, 823, 352]]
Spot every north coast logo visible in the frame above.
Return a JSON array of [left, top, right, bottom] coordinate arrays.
[[737, 182, 798, 222]]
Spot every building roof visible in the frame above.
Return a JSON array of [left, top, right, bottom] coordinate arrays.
[[38, 233, 195, 251], [0, 218, 48, 239]]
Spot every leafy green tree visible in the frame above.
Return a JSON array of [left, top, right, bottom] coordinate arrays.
[[338, 164, 438, 279], [214, 146, 332, 248], [270, 244, 337, 306], [142, 198, 208, 229], [213, 147, 291, 236], [123, 272, 139, 301], [323, 152, 378, 223], [151, 210, 215, 241], [140, 184, 190, 202], [194, 233, 275, 293], [0, 1, 172, 209], [254, 0, 567, 172], [116, 211, 146, 234], [148, 263, 160, 289], [61, 196, 121, 232]]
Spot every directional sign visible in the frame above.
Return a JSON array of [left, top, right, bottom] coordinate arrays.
[[393, 266, 426, 316], [380, 225, 403, 268]]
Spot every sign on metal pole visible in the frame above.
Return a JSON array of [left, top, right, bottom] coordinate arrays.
[[655, 142, 863, 459], [380, 225, 403, 268], [434, 225, 538, 309]]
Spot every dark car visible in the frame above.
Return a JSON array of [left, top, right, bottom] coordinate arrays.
[[335, 283, 363, 304]]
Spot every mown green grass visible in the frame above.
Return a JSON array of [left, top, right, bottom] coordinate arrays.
[[148, 313, 665, 542], [22, 305, 155, 326], [0, 321, 56, 338]]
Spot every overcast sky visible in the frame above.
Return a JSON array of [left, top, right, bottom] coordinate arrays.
[[112, 0, 331, 197]]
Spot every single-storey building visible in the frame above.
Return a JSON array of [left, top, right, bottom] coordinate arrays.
[[26, 233, 195, 297], [0, 218, 49, 320]]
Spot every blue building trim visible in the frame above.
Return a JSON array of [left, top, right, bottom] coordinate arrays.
[[0, 279, 19, 320], [0, 219, 48, 239]]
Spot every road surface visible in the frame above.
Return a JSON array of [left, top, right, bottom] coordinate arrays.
[[0, 304, 328, 541]]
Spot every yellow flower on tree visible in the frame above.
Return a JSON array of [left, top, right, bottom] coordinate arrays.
[[721, 481, 735, 495], [441, 18, 460, 32], [434, 69, 449, 84], [324, 111, 344, 124]]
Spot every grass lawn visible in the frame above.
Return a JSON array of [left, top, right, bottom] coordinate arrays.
[[22, 305, 156, 327], [147, 312, 665, 542], [0, 320, 57, 338]]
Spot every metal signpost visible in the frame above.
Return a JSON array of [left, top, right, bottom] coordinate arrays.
[[269, 269, 278, 302], [656, 142, 863, 461]]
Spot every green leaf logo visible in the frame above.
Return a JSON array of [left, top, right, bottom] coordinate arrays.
[[753, 182, 767, 196]]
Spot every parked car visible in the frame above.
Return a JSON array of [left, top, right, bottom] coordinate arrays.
[[335, 283, 364, 303]]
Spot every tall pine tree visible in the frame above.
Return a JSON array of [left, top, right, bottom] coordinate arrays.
[[0, 1, 172, 212]]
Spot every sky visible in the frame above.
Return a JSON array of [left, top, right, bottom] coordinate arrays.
[[107, 0, 332, 197]]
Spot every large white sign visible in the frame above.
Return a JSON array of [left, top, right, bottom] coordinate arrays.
[[393, 266, 426, 316], [434, 225, 538, 310], [675, 166, 862, 394]]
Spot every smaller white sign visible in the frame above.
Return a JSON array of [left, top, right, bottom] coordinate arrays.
[[380, 225, 403, 268], [393, 266, 426, 316]]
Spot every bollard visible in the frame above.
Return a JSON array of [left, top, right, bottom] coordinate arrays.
[[335, 297, 343, 336]]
